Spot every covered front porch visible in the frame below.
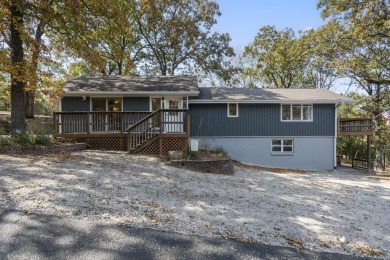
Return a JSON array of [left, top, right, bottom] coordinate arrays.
[[53, 109, 190, 155]]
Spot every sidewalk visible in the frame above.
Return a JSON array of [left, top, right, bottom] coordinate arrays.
[[0, 209, 370, 260]]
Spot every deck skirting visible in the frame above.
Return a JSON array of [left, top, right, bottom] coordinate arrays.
[[55, 133, 188, 155]]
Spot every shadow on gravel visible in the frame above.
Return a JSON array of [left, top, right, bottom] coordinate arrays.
[[0, 210, 369, 260]]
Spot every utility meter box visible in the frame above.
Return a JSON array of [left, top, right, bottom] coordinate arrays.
[[190, 139, 199, 152]]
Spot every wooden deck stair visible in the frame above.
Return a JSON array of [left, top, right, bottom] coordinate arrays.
[[130, 135, 159, 154], [126, 109, 189, 155], [126, 110, 160, 153]]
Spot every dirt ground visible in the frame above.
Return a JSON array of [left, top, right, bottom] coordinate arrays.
[[0, 150, 389, 258]]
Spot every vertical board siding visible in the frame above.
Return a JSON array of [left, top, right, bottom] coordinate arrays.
[[62, 97, 90, 111], [190, 103, 335, 137], [123, 97, 150, 111], [62, 96, 150, 112]]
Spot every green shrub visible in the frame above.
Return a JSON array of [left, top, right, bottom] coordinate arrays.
[[190, 151, 200, 159], [11, 132, 36, 146], [1, 124, 57, 147], [32, 125, 56, 146], [212, 146, 228, 156], [0, 135, 13, 146], [34, 133, 54, 146]]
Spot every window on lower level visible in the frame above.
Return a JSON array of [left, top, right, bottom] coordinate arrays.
[[227, 103, 238, 117], [272, 139, 294, 154], [281, 104, 312, 121]]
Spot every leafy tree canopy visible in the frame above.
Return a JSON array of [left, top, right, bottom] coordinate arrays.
[[243, 26, 311, 88]]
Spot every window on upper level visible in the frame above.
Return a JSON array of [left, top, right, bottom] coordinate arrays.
[[281, 104, 312, 121], [227, 103, 238, 117]]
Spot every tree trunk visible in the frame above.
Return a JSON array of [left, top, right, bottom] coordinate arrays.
[[25, 20, 45, 119], [9, 1, 27, 133], [25, 91, 35, 119], [375, 142, 385, 171], [373, 84, 385, 170]]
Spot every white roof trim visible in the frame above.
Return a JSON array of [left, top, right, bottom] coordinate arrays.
[[189, 99, 357, 104], [64, 91, 199, 97]]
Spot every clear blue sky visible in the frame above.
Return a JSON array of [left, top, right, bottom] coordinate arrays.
[[213, 0, 327, 48]]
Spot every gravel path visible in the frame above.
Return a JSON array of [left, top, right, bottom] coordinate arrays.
[[0, 150, 389, 258]]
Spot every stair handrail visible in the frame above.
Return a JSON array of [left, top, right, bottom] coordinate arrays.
[[127, 109, 189, 153], [126, 109, 160, 132], [127, 109, 162, 152]]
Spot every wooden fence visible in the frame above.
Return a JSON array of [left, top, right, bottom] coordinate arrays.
[[352, 158, 374, 170]]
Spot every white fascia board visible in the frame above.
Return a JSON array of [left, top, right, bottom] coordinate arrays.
[[189, 99, 357, 104], [63, 91, 199, 97]]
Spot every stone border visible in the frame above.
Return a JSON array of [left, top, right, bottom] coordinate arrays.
[[0, 143, 87, 155], [170, 158, 234, 175]]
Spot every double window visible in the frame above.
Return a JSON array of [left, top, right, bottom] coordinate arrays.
[[272, 139, 294, 154], [281, 104, 312, 121], [92, 98, 122, 112]]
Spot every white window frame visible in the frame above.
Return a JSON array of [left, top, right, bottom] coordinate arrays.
[[150, 96, 188, 111], [281, 104, 313, 122], [271, 139, 294, 155], [227, 103, 239, 117], [150, 97, 163, 111]]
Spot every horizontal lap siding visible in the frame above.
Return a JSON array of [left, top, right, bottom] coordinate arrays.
[[123, 97, 150, 111], [62, 97, 90, 111], [189, 103, 335, 137]]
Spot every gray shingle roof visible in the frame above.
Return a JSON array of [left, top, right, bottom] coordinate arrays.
[[190, 88, 355, 103], [63, 75, 199, 94]]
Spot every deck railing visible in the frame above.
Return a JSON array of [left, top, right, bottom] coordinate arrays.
[[352, 158, 374, 170], [338, 118, 373, 136], [53, 111, 151, 134], [127, 109, 189, 152]]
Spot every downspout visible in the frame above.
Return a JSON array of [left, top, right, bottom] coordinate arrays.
[[334, 102, 343, 170]]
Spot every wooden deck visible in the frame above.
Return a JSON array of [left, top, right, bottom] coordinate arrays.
[[337, 117, 373, 173], [53, 110, 190, 155], [338, 118, 373, 136]]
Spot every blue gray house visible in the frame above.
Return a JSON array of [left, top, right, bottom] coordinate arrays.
[[56, 75, 355, 170]]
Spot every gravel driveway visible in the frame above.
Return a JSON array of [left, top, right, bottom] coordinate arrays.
[[0, 150, 388, 258]]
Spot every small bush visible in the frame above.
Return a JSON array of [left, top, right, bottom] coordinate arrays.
[[0, 135, 13, 146], [11, 132, 36, 146], [31, 124, 56, 145], [34, 133, 54, 146], [212, 146, 228, 156], [5, 126, 57, 147], [190, 151, 200, 160]]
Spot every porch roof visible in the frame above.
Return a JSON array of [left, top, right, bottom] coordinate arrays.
[[63, 75, 199, 96], [190, 88, 356, 104]]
